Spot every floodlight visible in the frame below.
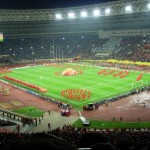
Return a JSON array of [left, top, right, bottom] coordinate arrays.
[[105, 8, 111, 15], [93, 9, 100, 16], [68, 12, 75, 19], [80, 11, 87, 17], [148, 3, 150, 9], [55, 13, 62, 19], [125, 5, 132, 12]]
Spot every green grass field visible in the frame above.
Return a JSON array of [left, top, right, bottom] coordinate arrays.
[[1, 63, 149, 110], [73, 119, 150, 129], [13, 106, 44, 117]]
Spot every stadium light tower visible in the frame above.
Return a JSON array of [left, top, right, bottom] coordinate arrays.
[[93, 9, 100, 17], [80, 11, 88, 18], [125, 5, 132, 13], [68, 12, 75, 19]]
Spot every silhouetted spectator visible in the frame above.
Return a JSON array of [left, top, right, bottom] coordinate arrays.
[[120, 116, 122, 122], [48, 110, 51, 115], [39, 118, 41, 124], [16, 124, 20, 133], [48, 123, 51, 131]]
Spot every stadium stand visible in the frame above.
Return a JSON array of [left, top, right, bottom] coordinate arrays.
[[0, 125, 150, 150], [0, 35, 149, 62]]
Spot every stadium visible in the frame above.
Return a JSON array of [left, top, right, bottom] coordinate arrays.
[[0, 0, 150, 149]]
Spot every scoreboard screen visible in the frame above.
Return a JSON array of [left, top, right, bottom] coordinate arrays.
[[0, 33, 4, 42]]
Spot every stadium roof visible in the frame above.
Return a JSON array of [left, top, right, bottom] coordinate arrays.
[[0, 0, 150, 36], [0, 0, 150, 21]]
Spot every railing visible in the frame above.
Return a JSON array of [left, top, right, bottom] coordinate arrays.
[[0, 107, 32, 119]]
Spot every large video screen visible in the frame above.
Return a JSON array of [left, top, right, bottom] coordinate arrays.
[[0, 33, 4, 42]]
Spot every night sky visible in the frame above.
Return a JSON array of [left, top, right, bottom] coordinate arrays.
[[0, 0, 116, 9]]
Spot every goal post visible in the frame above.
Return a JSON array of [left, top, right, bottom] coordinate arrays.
[[132, 80, 144, 89], [131, 80, 150, 90]]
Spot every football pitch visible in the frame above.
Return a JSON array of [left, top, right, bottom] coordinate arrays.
[[1, 63, 150, 109]]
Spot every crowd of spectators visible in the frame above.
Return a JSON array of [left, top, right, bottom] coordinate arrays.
[[0, 125, 150, 150], [111, 35, 150, 61], [0, 119, 16, 126], [0, 34, 149, 62], [48, 125, 150, 150], [1, 112, 36, 126], [0, 34, 98, 61]]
